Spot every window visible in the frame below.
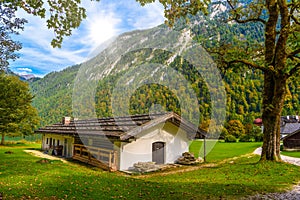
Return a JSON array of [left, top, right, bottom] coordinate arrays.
[[88, 138, 93, 146], [46, 138, 49, 144], [57, 140, 60, 146], [53, 139, 55, 146]]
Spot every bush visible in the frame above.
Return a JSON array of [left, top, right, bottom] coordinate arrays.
[[239, 134, 251, 142], [225, 135, 237, 143], [219, 128, 229, 140], [254, 133, 263, 142], [225, 120, 245, 139]]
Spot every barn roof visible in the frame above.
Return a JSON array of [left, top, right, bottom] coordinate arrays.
[[280, 122, 300, 135], [35, 112, 206, 140], [282, 129, 300, 140]]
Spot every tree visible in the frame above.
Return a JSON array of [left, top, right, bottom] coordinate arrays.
[[226, 119, 245, 139], [1, 0, 101, 70], [0, 3, 27, 70], [0, 0, 97, 48], [0, 73, 40, 145], [136, 0, 300, 161]]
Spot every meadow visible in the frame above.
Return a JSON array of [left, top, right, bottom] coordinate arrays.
[[0, 141, 300, 199]]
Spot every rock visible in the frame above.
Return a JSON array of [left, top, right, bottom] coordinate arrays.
[[131, 162, 161, 173], [176, 152, 203, 165]]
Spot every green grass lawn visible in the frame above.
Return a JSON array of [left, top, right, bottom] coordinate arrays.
[[189, 140, 262, 162], [281, 151, 300, 158], [0, 142, 299, 199]]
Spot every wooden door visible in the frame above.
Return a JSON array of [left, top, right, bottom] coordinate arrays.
[[152, 142, 165, 164]]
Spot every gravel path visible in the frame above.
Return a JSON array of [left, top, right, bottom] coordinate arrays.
[[24, 150, 69, 163], [248, 148, 300, 199]]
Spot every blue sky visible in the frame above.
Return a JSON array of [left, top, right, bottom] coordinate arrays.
[[11, 0, 165, 77]]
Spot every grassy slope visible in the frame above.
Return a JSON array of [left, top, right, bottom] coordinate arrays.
[[189, 140, 262, 162], [0, 143, 299, 199]]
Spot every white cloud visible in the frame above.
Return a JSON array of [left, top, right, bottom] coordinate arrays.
[[10, 0, 165, 77], [131, 2, 165, 30], [17, 68, 32, 72]]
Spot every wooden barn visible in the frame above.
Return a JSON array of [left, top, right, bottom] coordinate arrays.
[[282, 129, 300, 151], [35, 112, 206, 171]]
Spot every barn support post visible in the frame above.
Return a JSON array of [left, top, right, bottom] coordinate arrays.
[[203, 136, 206, 162]]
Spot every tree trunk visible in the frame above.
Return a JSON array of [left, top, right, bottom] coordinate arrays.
[[260, 72, 287, 161], [1, 133, 4, 145]]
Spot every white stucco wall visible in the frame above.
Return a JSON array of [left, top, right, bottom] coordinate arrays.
[[119, 122, 189, 170], [41, 134, 74, 157]]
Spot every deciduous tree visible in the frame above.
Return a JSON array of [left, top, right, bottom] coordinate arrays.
[[0, 2, 26, 70], [0, 73, 39, 145]]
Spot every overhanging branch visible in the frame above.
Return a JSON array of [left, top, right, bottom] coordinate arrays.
[[228, 59, 274, 73], [288, 63, 300, 77], [288, 48, 300, 59], [226, 0, 266, 25], [291, 15, 300, 25]]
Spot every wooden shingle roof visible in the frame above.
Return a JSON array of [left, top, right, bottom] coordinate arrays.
[[282, 129, 300, 140], [35, 112, 206, 140]]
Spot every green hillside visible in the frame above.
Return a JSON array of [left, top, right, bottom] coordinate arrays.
[[30, 11, 300, 131]]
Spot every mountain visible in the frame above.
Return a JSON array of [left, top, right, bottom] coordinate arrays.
[[19, 74, 39, 81], [29, 10, 300, 129], [3, 68, 40, 82]]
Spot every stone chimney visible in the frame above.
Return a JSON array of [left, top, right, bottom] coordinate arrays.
[[62, 117, 71, 125]]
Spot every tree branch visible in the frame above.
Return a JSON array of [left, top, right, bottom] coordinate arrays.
[[226, 0, 266, 25], [291, 15, 300, 25], [227, 59, 274, 73], [288, 48, 300, 59], [288, 63, 300, 77]]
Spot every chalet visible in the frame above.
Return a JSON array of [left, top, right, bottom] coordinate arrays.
[[282, 129, 300, 151], [35, 112, 206, 171]]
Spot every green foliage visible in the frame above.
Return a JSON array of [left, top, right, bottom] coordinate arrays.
[[29, 11, 300, 128], [239, 134, 251, 142], [225, 134, 237, 142], [0, 3, 27, 69], [0, 73, 40, 144], [226, 120, 245, 138], [137, 0, 209, 26], [30, 65, 80, 126], [1, 0, 98, 48]]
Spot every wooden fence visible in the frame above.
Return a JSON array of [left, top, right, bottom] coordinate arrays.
[[73, 144, 117, 171]]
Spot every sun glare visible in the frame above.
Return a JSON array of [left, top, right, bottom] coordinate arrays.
[[87, 12, 121, 48]]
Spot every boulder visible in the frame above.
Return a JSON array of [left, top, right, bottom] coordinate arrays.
[[176, 152, 204, 165]]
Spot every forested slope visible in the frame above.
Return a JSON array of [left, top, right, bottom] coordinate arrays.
[[30, 11, 300, 128]]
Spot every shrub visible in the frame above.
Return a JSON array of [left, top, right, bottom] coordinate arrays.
[[225, 135, 237, 143], [254, 133, 263, 142], [239, 134, 251, 142], [225, 120, 245, 138]]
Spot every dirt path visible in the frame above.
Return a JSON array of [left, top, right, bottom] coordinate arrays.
[[253, 147, 300, 166], [24, 150, 69, 163]]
